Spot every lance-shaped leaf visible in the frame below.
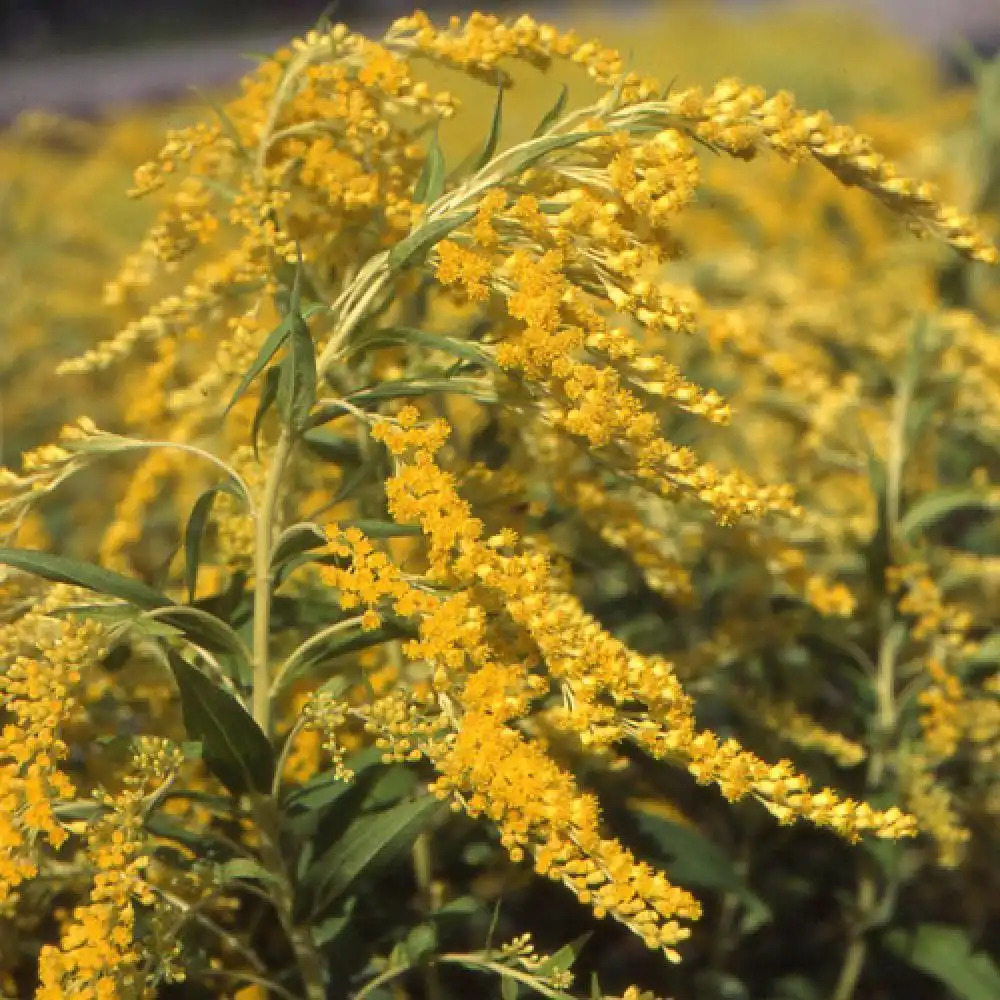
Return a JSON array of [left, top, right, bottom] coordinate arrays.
[[470, 83, 504, 172], [271, 522, 329, 570], [900, 489, 998, 541], [251, 364, 282, 459], [276, 311, 318, 433], [388, 210, 477, 272], [413, 129, 446, 204], [305, 793, 444, 916], [226, 315, 295, 415], [885, 923, 1000, 1000], [497, 129, 602, 177], [184, 480, 243, 602], [532, 83, 569, 137], [347, 377, 496, 406], [167, 649, 275, 796], [348, 326, 498, 369], [0, 548, 173, 609]]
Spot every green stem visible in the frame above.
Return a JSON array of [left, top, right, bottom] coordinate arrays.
[[252, 427, 294, 735]]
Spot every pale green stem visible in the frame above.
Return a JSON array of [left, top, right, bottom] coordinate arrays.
[[831, 364, 911, 1000], [252, 427, 293, 734], [268, 614, 365, 698]]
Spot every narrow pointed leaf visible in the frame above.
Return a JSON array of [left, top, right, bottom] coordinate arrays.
[[413, 130, 446, 204], [348, 326, 497, 369], [885, 924, 1000, 1000], [225, 316, 294, 414], [388, 210, 477, 271], [470, 83, 503, 171], [533, 84, 569, 137], [900, 490, 997, 541], [166, 649, 274, 796], [0, 548, 172, 609], [252, 364, 282, 459], [184, 482, 241, 602], [277, 314, 317, 432], [307, 793, 444, 914]]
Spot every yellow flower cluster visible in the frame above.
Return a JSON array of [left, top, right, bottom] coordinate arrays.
[[0, 587, 107, 906], [36, 738, 182, 1000]]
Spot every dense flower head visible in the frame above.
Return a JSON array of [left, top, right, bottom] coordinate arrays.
[[4, 7, 1000, 997]]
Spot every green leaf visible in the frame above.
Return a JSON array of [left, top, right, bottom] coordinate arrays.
[[402, 922, 438, 965], [226, 316, 295, 415], [348, 326, 497, 369], [283, 747, 384, 814], [184, 482, 241, 603], [307, 794, 444, 915], [532, 83, 569, 137], [348, 377, 495, 406], [216, 857, 281, 887], [273, 620, 412, 691], [166, 649, 275, 796], [225, 252, 321, 416], [271, 522, 329, 569], [501, 129, 601, 177], [251, 364, 282, 459], [471, 84, 504, 171], [534, 933, 592, 979], [413, 129, 446, 204], [311, 897, 357, 946], [900, 490, 997, 541], [501, 975, 518, 1000], [147, 606, 251, 684], [388, 210, 477, 272], [277, 313, 317, 432], [884, 924, 1000, 1000], [301, 428, 363, 465], [631, 808, 770, 926], [965, 632, 1000, 668], [0, 548, 173, 610]]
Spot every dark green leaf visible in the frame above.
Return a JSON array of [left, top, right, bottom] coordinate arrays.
[[403, 923, 438, 965], [532, 84, 569, 137], [271, 522, 329, 570], [301, 428, 363, 465], [277, 313, 317, 432], [226, 316, 294, 415], [146, 813, 240, 862], [166, 649, 275, 796], [216, 857, 280, 887], [503, 130, 601, 176], [312, 897, 357, 946], [252, 364, 282, 459], [184, 482, 241, 602], [149, 606, 251, 684], [884, 924, 1000, 1000], [413, 130, 446, 204], [631, 809, 769, 924], [307, 794, 444, 914], [388, 210, 477, 271], [470, 84, 503, 172], [533, 933, 591, 979], [0, 548, 173, 610], [348, 326, 497, 369], [348, 377, 495, 406], [900, 490, 997, 541]]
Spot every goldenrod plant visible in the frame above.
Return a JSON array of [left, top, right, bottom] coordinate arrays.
[[2, 9, 1000, 1000]]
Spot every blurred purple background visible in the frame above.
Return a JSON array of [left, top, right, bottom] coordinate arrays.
[[1, 0, 999, 122]]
